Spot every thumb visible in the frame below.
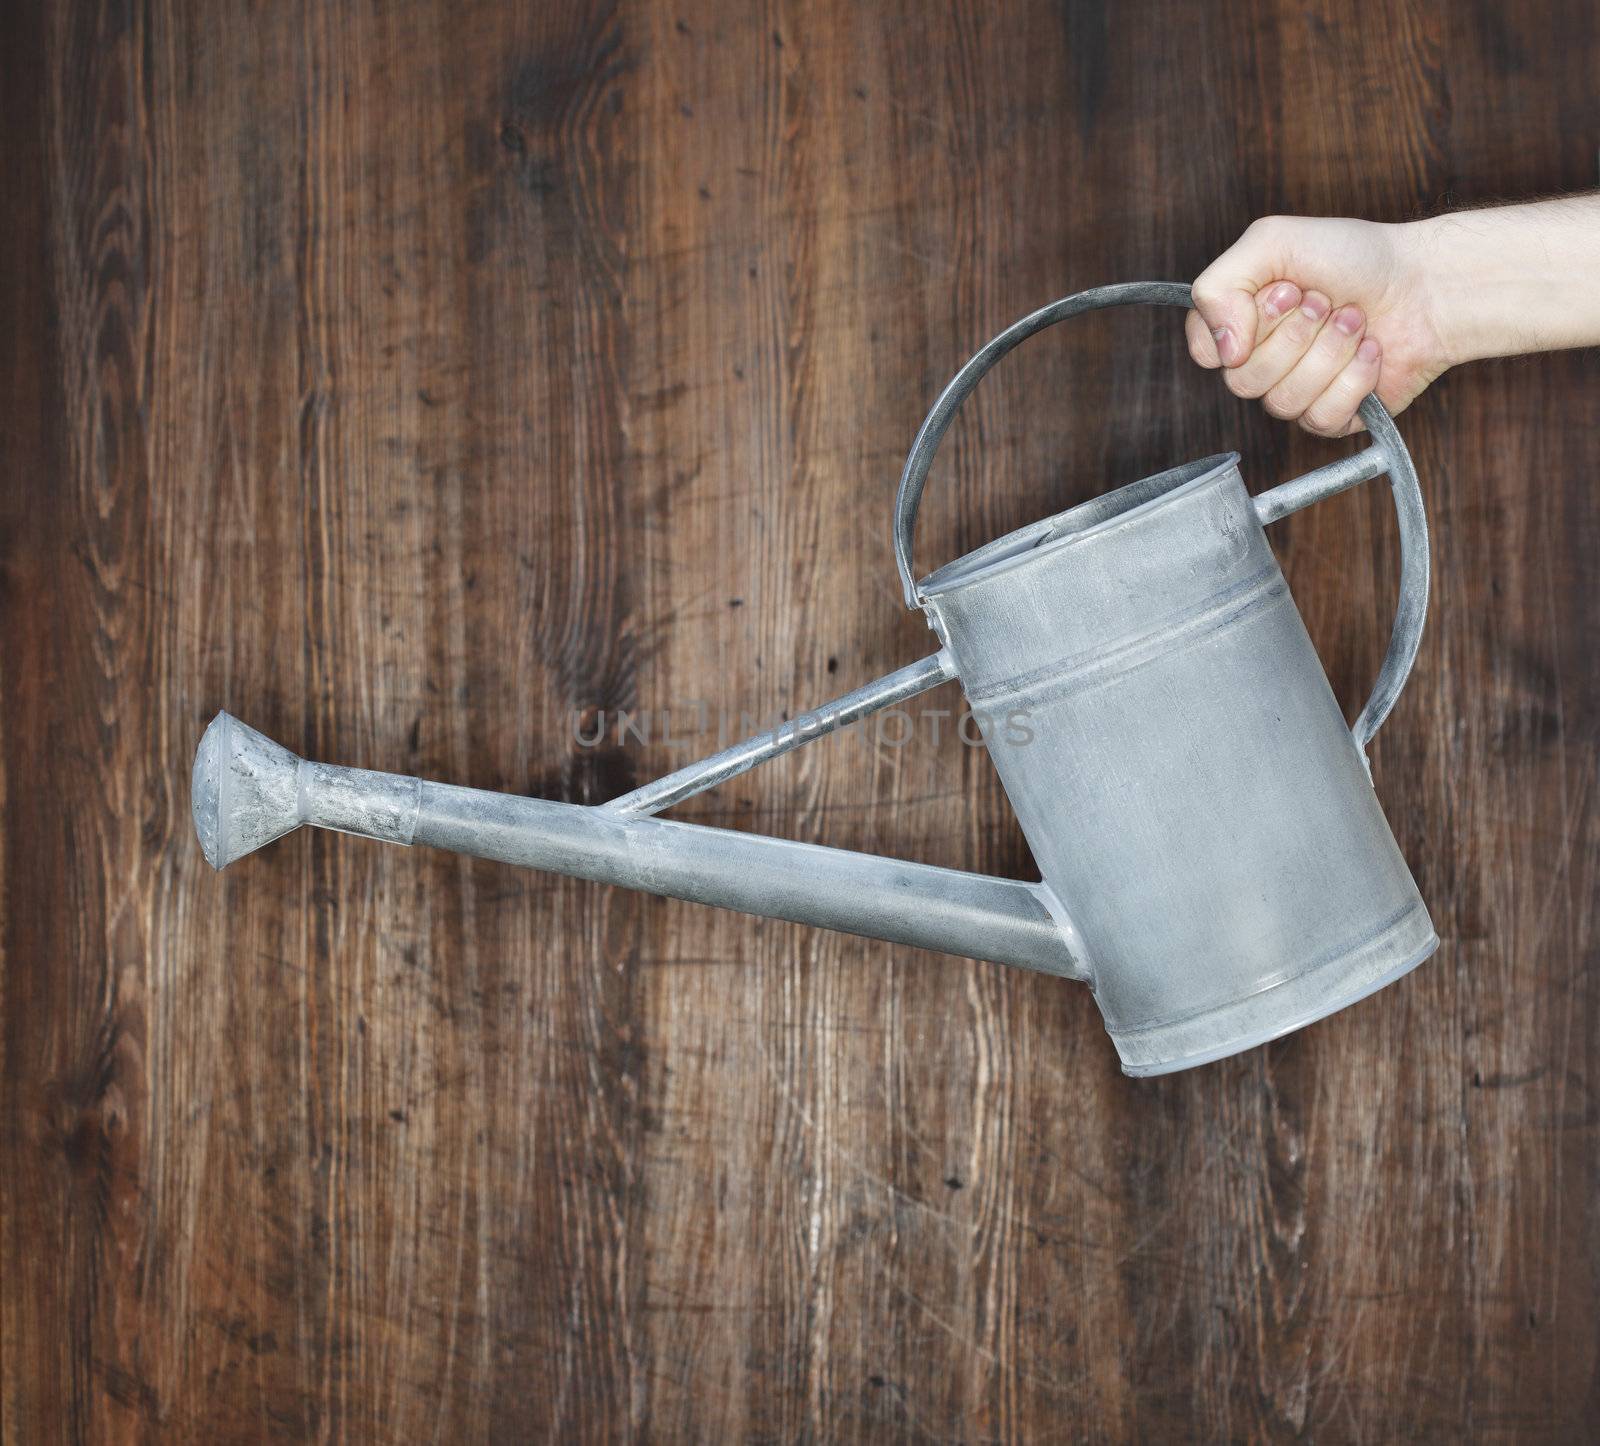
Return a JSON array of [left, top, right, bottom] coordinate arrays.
[[1192, 217, 1292, 367]]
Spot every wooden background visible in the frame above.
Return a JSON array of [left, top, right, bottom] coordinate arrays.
[[3, 0, 1597, 1439]]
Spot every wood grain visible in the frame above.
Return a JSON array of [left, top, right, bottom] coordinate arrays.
[[2, 0, 1596, 1438]]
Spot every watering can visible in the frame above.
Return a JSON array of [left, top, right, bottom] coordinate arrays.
[[193, 282, 1437, 1075]]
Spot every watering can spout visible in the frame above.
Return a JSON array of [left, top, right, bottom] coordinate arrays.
[[192, 710, 1087, 980]]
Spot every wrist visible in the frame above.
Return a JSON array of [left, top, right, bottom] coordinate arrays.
[[1395, 215, 1485, 371]]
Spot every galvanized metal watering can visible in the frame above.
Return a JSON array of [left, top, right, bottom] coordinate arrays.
[[193, 282, 1437, 1075]]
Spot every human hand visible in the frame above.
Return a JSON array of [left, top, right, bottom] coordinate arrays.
[[1186, 216, 1451, 436]]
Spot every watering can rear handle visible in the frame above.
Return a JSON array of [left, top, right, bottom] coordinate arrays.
[[891, 281, 1429, 754]]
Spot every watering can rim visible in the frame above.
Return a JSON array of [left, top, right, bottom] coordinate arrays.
[[916, 449, 1241, 602]]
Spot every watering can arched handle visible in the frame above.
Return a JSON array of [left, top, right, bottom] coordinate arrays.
[[891, 280, 1429, 754]]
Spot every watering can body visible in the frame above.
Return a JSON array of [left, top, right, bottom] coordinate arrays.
[[193, 282, 1437, 1075], [920, 453, 1434, 1072]]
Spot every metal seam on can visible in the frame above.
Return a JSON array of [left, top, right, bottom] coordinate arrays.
[[1102, 899, 1431, 1038], [961, 564, 1285, 711]]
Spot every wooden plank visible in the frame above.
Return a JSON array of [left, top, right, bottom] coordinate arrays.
[[1, 0, 1595, 1438]]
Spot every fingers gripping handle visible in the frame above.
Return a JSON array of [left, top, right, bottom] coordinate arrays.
[[890, 281, 1430, 753]]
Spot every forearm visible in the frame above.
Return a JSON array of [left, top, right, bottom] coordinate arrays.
[[1410, 194, 1600, 365]]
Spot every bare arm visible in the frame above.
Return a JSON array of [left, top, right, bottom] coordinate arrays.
[[1186, 194, 1600, 435]]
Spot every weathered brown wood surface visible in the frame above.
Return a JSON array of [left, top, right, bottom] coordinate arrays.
[[3, 0, 1597, 1439]]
